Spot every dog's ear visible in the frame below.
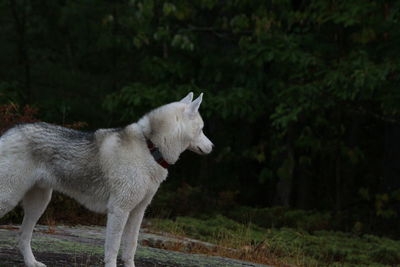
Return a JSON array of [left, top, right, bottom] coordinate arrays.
[[186, 93, 203, 118], [180, 92, 193, 104]]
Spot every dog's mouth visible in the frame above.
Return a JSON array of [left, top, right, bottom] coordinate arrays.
[[197, 146, 204, 154], [188, 145, 210, 155]]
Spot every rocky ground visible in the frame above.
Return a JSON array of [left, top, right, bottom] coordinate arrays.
[[0, 225, 270, 267]]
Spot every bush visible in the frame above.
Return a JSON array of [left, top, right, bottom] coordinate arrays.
[[0, 103, 38, 134], [226, 206, 332, 232]]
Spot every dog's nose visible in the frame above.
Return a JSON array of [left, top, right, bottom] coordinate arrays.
[[207, 143, 214, 154]]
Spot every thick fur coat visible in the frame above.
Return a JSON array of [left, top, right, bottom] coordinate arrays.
[[0, 93, 213, 267]]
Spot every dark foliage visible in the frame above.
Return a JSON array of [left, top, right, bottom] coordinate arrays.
[[0, 0, 400, 237]]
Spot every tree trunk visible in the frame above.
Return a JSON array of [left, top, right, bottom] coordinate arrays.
[[275, 126, 295, 207], [9, 0, 31, 103]]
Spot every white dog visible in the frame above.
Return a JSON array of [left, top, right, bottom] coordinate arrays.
[[0, 92, 213, 267]]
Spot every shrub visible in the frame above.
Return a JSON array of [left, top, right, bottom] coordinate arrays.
[[226, 206, 332, 231], [0, 103, 38, 134]]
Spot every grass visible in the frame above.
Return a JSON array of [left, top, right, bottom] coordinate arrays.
[[147, 215, 400, 267]]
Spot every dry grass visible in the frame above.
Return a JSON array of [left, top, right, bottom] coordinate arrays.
[[146, 217, 306, 267], [146, 216, 400, 267]]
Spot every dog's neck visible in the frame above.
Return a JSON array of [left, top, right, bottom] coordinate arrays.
[[136, 116, 185, 166], [145, 138, 170, 169]]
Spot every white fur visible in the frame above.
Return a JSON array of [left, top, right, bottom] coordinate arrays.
[[0, 93, 213, 267]]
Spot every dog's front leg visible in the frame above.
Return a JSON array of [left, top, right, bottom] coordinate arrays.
[[104, 206, 129, 267], [121, 201, 149, 267]]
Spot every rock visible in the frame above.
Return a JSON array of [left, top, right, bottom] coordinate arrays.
[[0, 225, 270, 267]]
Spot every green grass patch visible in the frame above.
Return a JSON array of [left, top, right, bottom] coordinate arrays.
[[149, 215, 400, 266]]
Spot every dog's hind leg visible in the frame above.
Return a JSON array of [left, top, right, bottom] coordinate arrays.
[[0, 182, 26, 218], [19, 186, 52, 267]]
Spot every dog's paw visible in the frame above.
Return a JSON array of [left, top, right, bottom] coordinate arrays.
[[32, 262, 46, 267], [123, 259, 135, 267], [26, 261, 46, 267]]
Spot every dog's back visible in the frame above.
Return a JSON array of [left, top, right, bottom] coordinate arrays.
[[0, 123, 115, 213], [1, 122, 94, 157], [0, 122, 99, 175]]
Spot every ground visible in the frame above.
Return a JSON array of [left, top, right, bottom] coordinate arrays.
[[0, 225, 270, 267]]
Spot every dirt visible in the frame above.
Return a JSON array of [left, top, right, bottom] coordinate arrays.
[[0, 225, 270, 267]]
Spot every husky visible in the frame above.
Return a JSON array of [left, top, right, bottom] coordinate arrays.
[[0, 92, 213, 267]]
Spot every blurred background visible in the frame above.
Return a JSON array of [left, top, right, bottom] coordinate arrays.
[[1, 0, 399, 242]]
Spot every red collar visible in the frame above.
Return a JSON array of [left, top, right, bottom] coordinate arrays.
[[146, 139, 170, 169]]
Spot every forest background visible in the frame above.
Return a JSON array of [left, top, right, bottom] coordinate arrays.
[[1, 0, 400, 239]]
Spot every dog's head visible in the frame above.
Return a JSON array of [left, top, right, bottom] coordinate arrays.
[[139, 92, 213, 163], [179, 92, 213, 155]]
